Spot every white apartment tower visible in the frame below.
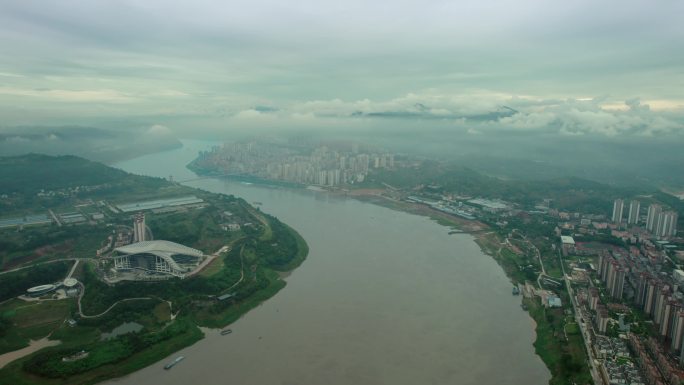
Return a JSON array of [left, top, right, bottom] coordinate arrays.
[[647, 204, 662, 232], [628, 200, 640, 225], [612, 199, 625, 224], [656, 211, 678, 239]]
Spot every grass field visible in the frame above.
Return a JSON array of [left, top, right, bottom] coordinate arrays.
[[525, 297, 592, 385], [193, 268, 286, 328], [0, 320, 203, 385], [0, 299, 73, 354]]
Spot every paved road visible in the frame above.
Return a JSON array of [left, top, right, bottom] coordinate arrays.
[[0, 258, 88, 275], [77, 282, 154, 319], [48, 209, 62, 227], [66, 260, 79, 279]]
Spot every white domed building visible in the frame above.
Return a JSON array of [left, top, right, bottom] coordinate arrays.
[[110, 240, 204, 279]]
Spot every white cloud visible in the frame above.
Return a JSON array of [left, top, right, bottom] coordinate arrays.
[[147, 124, 171, 135], [0, 86, 133, 103], [274, 93, 684, 137], [498, 98, 684, 136]]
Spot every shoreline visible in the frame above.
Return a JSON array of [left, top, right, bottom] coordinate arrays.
[[0, 337, 61, 370], [197, 175, 557, 382], [343, 189, 583, 385], [0, 176, 310, 384], [0, 224, 308, 384]]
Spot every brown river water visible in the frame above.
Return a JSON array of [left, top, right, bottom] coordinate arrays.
[[103, 141, 550, 385]]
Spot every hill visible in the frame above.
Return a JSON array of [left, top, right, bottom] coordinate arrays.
[[0, 154, 129, 194]]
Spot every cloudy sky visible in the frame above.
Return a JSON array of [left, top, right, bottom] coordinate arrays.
[[0, 0, 683, 136]]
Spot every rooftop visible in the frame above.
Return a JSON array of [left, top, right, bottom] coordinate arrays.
[[114, 240, 203, 258], [560, 235, 575, 245], [116, 195, 204, 213]]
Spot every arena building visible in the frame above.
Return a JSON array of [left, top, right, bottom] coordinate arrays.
[[111, 240, 204, 279], [26, 284, 57, 297]]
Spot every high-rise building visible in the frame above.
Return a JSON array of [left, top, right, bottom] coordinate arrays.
[[644, 280, 659, 316], [673, 311, 684, 353], [654, 288, 671, 325], [647, 204, 662, 232], [655, 211, 678, 239], [628, 200, 640, 225], [133, 213, 146, 243], [595, 306, 610, 334], [660, 301, 678, 338], [588, 287, 600, 310], [606, 261, 625, 300], [612, 199, 625, 224], [635, 272, 651, 308], [599, 255, 626, 300]]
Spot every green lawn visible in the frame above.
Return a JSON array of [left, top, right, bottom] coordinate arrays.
[[0, 299, 73, 354], [565, 322, 580, 335], [525, 297, 592, 385], [0, 320, 203, 385]]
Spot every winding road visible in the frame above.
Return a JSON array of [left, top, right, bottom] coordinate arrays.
[[77, 282, 154, 319]]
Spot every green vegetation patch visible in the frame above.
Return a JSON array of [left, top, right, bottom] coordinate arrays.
[[0, 154, 310, 384], [525, 297, 592, 385], [22, 320, 196, 379], [0, 299, 72, 354], [0, 320, 202, 385]]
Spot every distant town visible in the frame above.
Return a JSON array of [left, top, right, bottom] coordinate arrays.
[[191, 140, 396, 187]]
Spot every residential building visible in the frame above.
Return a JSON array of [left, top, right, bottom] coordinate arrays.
[[612, 199, 625, 224], [628, 199, 640, 225], [647, 204, 662, 232]]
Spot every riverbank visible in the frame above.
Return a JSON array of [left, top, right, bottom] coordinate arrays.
[[0, 337, 61, 370], [0, 320, 204, 385], [190, 171, 582, 384], [0, 222, 308, 385], [340, 188, 588, 385], [0, 154, 311, 385]]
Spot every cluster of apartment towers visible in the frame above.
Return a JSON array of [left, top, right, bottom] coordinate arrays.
[[612, 199, 678, 239], [595, 251, 684, 374]]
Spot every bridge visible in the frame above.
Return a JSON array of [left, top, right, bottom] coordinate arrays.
[[175, 172, 245, 184]]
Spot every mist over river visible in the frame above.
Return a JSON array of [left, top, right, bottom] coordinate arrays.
[[107, 140, 550, 385]]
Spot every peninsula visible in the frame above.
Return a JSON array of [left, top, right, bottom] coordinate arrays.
[[0, 154, 308, 384]]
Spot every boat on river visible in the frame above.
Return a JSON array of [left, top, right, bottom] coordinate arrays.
[[221, 329, 232, 335], [164, 356, 184, 370]]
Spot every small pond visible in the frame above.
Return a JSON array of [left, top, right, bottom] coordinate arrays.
[[100, 322, 144, 340]]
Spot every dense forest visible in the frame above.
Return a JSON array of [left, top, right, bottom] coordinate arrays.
[[0, 154, 129, 194]]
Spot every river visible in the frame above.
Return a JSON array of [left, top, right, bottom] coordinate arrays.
[[107, 140, 550, 385]]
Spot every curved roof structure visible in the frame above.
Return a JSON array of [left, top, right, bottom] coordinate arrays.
[[113, 240, 203, 275], [27, 284, 56, 294], [115, 240, 202, 257]]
